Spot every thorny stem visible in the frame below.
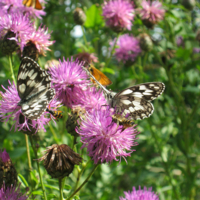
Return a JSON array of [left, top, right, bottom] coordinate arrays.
[[105, 33, 120, 68], [8, 55, 16, 84], [67, 163, 99, 200], [30, 136, 47, 200]]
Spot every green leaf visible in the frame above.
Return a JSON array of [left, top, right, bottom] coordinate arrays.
[[102, 68, 115, 74], [84, 5, 104, 28], [18, 174, 29, 187]]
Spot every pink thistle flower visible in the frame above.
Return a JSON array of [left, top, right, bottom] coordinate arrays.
[[0, 12, 33, 50], [73, 86, 107, 113], [113, 34, 141, 63], [0, 0, 46, 19], [0, 0, 21, 13], [119, 186, 159, 200], [0, 149, 10, 163], [49, 58, 90, 108], [139, 0, 165, 27], [23, 26, 54, 56], [0, 183, 28, 200], [0, 80, 60, 134], [76, 107, 139, 164], [102, 0, 134, 32]]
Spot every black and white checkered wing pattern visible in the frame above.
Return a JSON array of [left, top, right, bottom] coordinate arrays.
[[17, 57, 55, 120], [111, 82, 165, 120]]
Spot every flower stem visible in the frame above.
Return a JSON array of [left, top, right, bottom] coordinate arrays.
[[67, 163, 99, 200], [59, 178, 65, 200], [74, 160, 91, 191], [8, 55, 16, 84], [30, 136, 47, 200], [25, 135, 32, 173], [81, 26, 88, 47], [105, 33, 120, 68]]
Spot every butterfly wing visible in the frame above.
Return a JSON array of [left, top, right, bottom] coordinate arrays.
[[23, 0, 42, 10], [112, 82, 165, 120], [88, 64, 112, 87], [17, 57, 55, 120]]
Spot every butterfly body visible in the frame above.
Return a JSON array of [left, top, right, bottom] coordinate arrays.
[[83, 67, 165, 120], [17, 57, 55, 120]]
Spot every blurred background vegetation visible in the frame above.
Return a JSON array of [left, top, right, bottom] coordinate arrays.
[[0, 0, 200, 199]]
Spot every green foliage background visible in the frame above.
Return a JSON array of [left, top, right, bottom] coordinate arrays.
[[0, 0, 200, 199]]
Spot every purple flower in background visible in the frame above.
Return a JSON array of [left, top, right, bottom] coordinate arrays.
[[49, 58, 90, 108], [0, 183, 28, 200], [0, 80, 60, 133], [139, 0, 165, 25], [176, 36, 184, 47], [23, 26, 54, 56], [102, 0, 134, 32], [0, 12, 33, 50], [0, 149, 10, 163], [113, 34, 141, 63], [193, 47, 200, 54], [119, 186, 159, 200], [76, 107, 139, 164]]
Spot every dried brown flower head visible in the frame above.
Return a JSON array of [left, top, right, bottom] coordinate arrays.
[[38, 144, 82, 179]]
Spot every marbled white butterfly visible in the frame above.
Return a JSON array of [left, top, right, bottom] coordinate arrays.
[[83, 67, 165, 120], [17, 57, 55, 120]]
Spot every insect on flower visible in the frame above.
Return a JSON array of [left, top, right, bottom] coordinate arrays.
[[23, 0, 43, 10], [17, 57, 55, 120], [46, 108, 63, 119], [87, 64, 112, 87], [112, 114, 135, 129], [83, 67, 165, 120]]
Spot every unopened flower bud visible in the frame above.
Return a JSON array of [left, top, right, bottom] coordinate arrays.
[[139, 33, 153, 52], [66, 107, 86, 137], [73, 8, 86, 25], [182, 0, 195, 10]]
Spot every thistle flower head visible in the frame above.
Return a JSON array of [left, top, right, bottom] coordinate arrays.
[[75, 52, 99, 65], [113, 34, 141, 64], [102, 0, 134, 32], [0, 183, 28, 200], [119, 186, 159, 200], [76, 86, 107, 113], [38, 144, 82, 178], [0, 80, 60, 134], [76, 107, 139, 164], [23, 26, 54, 57], [0, 12, 33, 51], [0, 149, 10, 163], [49, 58, 90, 108], [139, 0, 165, 27]]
